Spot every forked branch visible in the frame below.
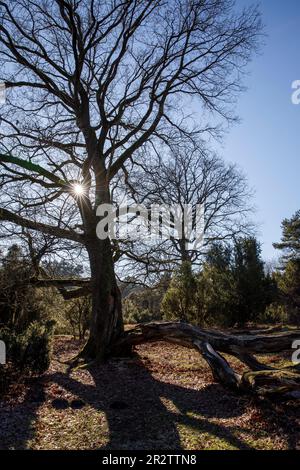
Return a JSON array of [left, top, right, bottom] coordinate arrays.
[[114, 322, 300, 400]]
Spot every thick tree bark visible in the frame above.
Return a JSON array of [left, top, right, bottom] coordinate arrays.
[[114, 321, 300, 355], [79, 237, 124, 361], [113, 322, 300, 400]]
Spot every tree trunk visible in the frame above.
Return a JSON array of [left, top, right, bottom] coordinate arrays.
[[80, 237, 124, 361]]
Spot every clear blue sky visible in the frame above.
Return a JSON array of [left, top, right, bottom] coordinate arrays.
[[220, 0, 300, 261]]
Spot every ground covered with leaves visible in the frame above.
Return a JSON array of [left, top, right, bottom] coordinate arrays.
[[0, 336, 299, 450]]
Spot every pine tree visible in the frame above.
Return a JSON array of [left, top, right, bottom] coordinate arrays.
[[232, 237, 267, 325], [273, 210, 300, 264]]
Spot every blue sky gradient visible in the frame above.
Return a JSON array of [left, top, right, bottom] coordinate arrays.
[[220, 0, 300, 260]]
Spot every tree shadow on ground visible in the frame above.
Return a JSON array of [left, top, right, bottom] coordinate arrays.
[[256, 398, 300, 450], [2, 350, 298, 450], [50, 353, 252, 450], [0, 376, 46, 449]]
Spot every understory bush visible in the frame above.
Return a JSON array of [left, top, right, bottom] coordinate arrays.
[[0, 320, 55, 373], [162, 239, 277, 327], [0, 320, 55, 394], [123, 298, 154, 324], [259, 303, 289, 324]]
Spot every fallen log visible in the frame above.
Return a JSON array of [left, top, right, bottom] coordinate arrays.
[[113, 321, 300, 400], [117, 321, 300, 355]]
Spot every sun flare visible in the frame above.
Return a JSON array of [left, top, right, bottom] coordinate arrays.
[[72, 183, 85, 196]]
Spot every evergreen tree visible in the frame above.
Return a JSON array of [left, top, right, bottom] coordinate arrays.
[[273, 210, 300, 264], [162, 238, 274, 327], [232, 237, 267, 325], [195, 243, 235, 325], [0, 245, 39, 330], [273, 211, 300, 322], [161, 262, 197, 323]]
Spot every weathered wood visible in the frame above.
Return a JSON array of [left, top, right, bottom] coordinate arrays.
[[28, 278, 91, 287], [194, 340, 241, 390], [116, 321, 300, 355], [114, 321, 300, 400], [241, 369, 300, 399]]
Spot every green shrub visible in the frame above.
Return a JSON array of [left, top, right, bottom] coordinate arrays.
[[0, 320, 55, 375], [123, 298, 153, 324], [259, 303, 289, 324], [161, 262, 198, 323]]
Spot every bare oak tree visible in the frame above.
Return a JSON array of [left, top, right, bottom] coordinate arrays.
[[0, 0, 262, 359], [121, 142, 253, 270]]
